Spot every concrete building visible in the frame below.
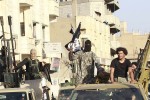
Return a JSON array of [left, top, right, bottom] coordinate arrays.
[[51, 0, 120, 65], [50, 1, 120, 97], [0, 0, 59, 62], [116, 22, 149, 61], [0, 0, 59, 98]]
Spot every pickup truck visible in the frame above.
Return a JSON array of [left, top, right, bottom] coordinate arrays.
[[70, 83, 148, 100], [0, 88, 36, 100]]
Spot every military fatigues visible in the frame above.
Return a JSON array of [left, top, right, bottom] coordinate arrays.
[[73, 51, 103, 85]]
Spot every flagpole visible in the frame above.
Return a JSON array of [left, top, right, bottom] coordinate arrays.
[[72, 0, 77, 17]]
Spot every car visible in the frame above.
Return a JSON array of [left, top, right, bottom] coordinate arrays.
[[58, 86, 75, 100], [70, 83, 147, 100], [0, 88, 36, 100]]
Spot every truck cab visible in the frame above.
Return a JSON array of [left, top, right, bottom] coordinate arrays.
[[0, 88, 36, 100], [70, 83, 148, 100]]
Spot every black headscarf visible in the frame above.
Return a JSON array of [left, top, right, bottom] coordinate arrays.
[[83, 40, 91, 52]]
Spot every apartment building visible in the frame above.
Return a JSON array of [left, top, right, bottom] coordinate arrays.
[[51, 0, 120, 65], [0, 0, 59, 62]]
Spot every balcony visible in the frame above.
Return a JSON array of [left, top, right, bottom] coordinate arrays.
[[105, 0, 114, 3], [110, 24, 120, 34], [19, 0, 32, 10], [105, 15, 120, 34], [106, 0, 119, 12], [49, 0, 59, 18]]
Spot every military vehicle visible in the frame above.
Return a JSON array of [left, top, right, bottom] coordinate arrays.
[[70, 83, 147, 100], [0, 16, 41, 99], [58, 86, 75, 100], [70, 34, 150, 100], [0, 88, 36, 100]]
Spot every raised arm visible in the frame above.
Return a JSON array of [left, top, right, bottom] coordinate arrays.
[[15, 58, 29, 70]]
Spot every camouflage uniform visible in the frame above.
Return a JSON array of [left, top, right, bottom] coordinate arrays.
[[73, 51, 103, 85]]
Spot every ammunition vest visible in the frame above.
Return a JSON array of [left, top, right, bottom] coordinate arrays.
[[27, 59, 41, 80]]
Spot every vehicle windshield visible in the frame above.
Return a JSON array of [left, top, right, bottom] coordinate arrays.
[[0, 92, 27, 100], [70, 88, 144, 100], [58, 89, 74, 100]]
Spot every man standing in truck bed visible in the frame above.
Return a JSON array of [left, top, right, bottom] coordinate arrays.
[[16, 49, 50, 100], [69, 40, 106, 85], [110, 47, 136, 84]]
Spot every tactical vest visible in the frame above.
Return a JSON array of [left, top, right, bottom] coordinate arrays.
[[27, 59, 41, 80]]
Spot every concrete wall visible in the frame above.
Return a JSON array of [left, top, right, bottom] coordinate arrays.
[[117, 22, 149, 60], [117, 33, 149, 59], [56, 0, 121, 65]]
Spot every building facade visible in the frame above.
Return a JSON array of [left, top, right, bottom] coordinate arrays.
[[0, 0, 59, 62], [50, 1, 120, 97], [51, 0, 120, 65], [0, 0, 59, 98], [116, 22, 149, 61]]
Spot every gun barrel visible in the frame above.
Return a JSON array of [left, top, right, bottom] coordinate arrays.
[[8, 16, 16, 70]]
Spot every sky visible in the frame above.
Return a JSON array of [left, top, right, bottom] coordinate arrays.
[[114, 0, 150, 33]]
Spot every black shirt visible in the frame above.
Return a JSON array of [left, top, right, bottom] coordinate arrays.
[[17, 58, 41, 80], [110, 58, 132, 78]]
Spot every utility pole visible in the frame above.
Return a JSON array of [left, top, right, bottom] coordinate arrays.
[[72, 0, 77, 17]]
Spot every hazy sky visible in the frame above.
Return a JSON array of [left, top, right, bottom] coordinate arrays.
[[114, 0, 150, 33]]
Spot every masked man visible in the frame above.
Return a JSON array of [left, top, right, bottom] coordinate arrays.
[[69, 40, 105, 85]]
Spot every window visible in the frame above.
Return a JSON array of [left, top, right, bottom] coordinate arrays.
[[0, 92, 27, 100], [33, 23, 36, 38], [20, 22, 25, 36], [42, 26, 45, 42], [70, 88, 144, 100]]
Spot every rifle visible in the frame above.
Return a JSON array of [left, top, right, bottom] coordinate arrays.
[[8, 16, 17, 70]]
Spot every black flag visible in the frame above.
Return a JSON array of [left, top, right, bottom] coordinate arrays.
[[65, 22, 81, 52]]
